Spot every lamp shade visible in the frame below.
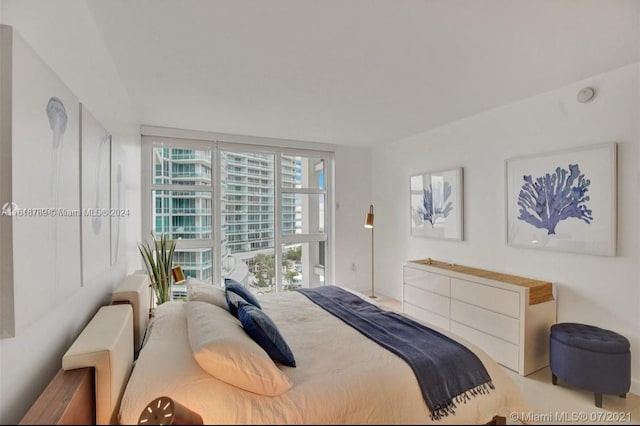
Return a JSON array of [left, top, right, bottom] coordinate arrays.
[[172, 266, 186, 284], [138, 396, 203, 425], [364, 204, 374, 228]]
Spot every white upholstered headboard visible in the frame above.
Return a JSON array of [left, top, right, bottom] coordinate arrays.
[[21, 273, 152, 425], [62, 305, 133, 425], [111, 273, 150, 354]]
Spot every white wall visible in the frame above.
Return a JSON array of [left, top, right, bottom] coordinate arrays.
[[372, 63, 640, 393], [333, 145, 373, 294], [0, 1, 141, 423]]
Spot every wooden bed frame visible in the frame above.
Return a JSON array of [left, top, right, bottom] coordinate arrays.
[[21, 377, 506, 426], [20, 274, 150, 425], [19, 275, 509, 425], [19, 367, 95, 425]]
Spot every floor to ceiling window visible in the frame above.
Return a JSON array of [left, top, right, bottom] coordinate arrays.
[[142, 134, 333, 297], [280, 153, 327, 293]]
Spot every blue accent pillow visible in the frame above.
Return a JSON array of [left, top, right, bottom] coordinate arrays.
[[225, 278, 262, 318], [237, 301, 296, 367]]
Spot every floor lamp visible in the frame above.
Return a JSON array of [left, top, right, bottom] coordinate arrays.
[[364, 204, 376, 299]]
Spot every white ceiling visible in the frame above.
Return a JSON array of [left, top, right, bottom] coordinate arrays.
[[85, 0, 640, 147]]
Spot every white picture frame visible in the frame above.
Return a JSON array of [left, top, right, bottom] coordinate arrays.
[[1, 26, 82, 336], [505, 142, 617, 256], [410, 167, 463, 240], [111, 141, 126, 265], [81, 104, 112, 285]]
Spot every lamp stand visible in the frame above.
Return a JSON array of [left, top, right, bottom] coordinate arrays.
[[369, 225, 376, 299]]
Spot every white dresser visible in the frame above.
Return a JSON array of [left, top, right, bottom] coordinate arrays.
[[402, 258, 556, 376]]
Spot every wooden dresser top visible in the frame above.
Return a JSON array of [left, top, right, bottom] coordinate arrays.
[[408, 258, 554, 305]]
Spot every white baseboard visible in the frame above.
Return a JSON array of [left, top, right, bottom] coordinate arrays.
[[631, 377, 640, 396]]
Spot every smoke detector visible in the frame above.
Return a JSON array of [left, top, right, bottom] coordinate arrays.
[[577, 87, 597, 103]]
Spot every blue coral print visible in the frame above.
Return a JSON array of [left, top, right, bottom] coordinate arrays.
[[417, 182, 453, 227], [517, 164, 593, 235]]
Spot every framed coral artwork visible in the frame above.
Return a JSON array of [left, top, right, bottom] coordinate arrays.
[[410, 167, 463, 240], [506, 142, 616, 256]]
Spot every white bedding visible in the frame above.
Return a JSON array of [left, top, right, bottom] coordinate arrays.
[[118, 290, 528, 424]]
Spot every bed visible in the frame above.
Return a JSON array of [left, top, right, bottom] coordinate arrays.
[[116, 281, 528, 425], [21, 276, 528, 425]]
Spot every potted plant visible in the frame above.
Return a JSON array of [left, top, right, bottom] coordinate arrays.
[[138, 232, 176, 306]]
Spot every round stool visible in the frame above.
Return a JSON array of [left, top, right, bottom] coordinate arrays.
[[550, 322, 630, 408]]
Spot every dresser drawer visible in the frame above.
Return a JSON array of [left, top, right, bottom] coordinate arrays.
[[403, 303, 450, 331], [450, 278, 520, 318], [450, 299, 519, 345], [403, 267, 450, 297], [404, 285, 450, 318], [451, 321, 519, 372]]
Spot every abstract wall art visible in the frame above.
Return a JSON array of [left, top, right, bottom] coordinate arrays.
[[1, 25, 82, 337], [81, 104, 112, 285], [410, 167, 463, 240], [506, 143, 616, 256], [110, 141, 125, 265]]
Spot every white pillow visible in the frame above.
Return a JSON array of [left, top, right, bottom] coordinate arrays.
[[186, 301, 293, 396], [186, 278, 227, 310]]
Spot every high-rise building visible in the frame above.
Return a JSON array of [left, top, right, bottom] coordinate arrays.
[[154, 148, 214, 286], [153, 148, 302, 294]]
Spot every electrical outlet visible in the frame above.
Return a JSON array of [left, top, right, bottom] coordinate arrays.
[[351, 262, 357, 272]]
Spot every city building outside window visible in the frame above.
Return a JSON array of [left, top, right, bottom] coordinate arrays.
[[142, 135, 333, 298]]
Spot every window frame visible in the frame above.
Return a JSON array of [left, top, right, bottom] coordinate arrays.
[[141, 133, 335, 290]]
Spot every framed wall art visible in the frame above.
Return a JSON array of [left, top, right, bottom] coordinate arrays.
[[410, 167, 463, 240], [81, 104, 112, 285], [1, 25, 82, 337], [505, 142, 616, 256], [111, 141, 125, 265]]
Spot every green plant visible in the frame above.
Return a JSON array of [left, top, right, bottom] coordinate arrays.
[[138, 232, 176, 305]]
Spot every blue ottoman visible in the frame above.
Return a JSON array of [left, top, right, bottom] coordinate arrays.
[[550, 323, 630, 408]]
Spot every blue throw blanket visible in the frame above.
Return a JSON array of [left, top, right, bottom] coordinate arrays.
[[298, 286, 494, 420]]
